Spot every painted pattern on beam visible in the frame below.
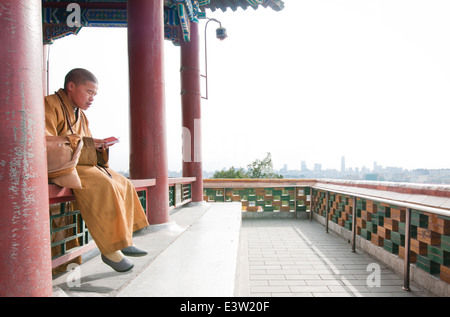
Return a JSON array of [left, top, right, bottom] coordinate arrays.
[[42, 0, 284, 44]]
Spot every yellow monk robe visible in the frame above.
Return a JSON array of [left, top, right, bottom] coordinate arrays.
[[45, 89, 149, 254]]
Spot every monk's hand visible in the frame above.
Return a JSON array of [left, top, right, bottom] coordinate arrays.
[[93, 138, 108, 151]]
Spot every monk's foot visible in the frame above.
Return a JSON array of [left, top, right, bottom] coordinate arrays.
[[101, 251, 133, 272], [122, 244, 148, 257], [103, 250, 124, 262]]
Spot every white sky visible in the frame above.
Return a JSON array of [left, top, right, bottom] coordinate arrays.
[[48, 0, 450, 173]]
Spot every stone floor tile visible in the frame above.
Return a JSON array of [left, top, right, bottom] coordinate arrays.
[[238, 218, 431, 297], [250, 286, 291, 293]]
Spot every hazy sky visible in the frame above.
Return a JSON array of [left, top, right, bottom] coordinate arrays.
[[48, 0, 450, 173]]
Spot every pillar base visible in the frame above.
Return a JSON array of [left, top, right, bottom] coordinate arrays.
[[134, 221, 184, 236], [186, 201, 209, 207]]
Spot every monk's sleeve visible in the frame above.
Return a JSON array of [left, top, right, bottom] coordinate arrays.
[[79, 111, 92, 138], [44, 96, 64, 136]]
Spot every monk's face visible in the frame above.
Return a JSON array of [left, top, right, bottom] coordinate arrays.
[[66, 80, 98, 111]]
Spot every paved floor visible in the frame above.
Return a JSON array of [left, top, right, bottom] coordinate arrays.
[[53, 203, 433, 297], [53, 202, 242, 297], [237, 218, 431, 297], [117, 202, 241, 297]]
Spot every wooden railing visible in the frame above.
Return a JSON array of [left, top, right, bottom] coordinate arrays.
[[49, 184, 97, 270], [169, 177, 196, 210], [49, 177, 195, 270]]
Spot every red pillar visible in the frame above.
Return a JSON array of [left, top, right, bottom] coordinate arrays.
[[180, 22, 204, 203], [0, 1, 52, 296], [128, 0, 169, 224]]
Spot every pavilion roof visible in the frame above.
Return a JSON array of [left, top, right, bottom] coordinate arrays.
[[41, 0, 285, 44]]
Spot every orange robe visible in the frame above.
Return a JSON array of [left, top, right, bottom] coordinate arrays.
[[45, 89, 149, 254]]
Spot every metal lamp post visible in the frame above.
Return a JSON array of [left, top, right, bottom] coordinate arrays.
[[201, 18, 227, 100]]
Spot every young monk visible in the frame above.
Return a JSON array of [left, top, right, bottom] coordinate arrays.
[[45, 68, 149, 272]]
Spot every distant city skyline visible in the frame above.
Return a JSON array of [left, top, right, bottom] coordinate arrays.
[[195, 156, 450, 185]]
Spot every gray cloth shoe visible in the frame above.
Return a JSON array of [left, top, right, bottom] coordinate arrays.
[[122, 245, 148, 257], [101, 254, 134, 272]]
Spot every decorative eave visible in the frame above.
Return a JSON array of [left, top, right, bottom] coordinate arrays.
[[41, 0, 284, 45], [42, 0, 126, 44], [199, 0, 285, 12]]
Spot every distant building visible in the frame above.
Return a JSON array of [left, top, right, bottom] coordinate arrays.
[[365, 173, 378, 181], [301, 161, 307, 172]]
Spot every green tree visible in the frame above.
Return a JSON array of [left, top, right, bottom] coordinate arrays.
[[246, 152, 283, 179], [213, 166, 249, 179], [213, 152, 283, 179]]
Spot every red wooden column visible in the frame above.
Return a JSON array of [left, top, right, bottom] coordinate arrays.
[[128, 0, 169, 225], [180, 22, 204, 203], [0, 1, 53, 296]]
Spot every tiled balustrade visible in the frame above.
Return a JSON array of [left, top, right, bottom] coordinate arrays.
[[203, 179, 315, 213], [311, 181, 450, 289], [204, 178, 450, 295]]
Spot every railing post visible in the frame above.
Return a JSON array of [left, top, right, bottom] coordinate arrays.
[[294, 187, 298, 218], [351, 196, 357, 252], [310, 188, 314, 221], [325, 191, 329, 233], [403, 207, 412, 291]]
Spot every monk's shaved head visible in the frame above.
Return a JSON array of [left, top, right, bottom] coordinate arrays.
[[64, 68, 98, 89]]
